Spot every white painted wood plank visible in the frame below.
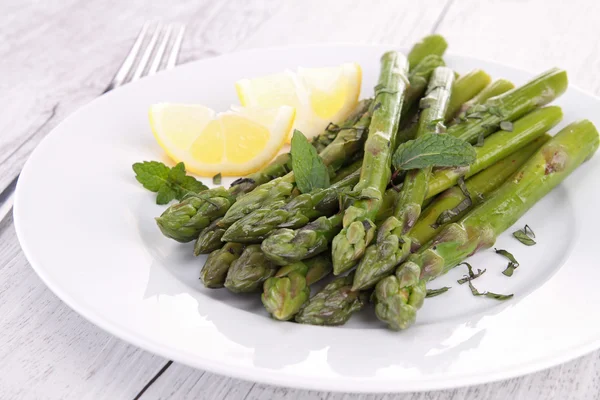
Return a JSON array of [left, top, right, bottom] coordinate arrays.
[[438, 0, 600, 93]]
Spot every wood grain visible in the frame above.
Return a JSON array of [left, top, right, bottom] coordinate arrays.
[[3, 0, 600, 399]]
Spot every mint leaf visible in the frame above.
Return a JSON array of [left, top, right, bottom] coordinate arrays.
[[133, 161, 170, 192], [156, 184, 178, 204], [512, 225, 536, 246], [132, 161, 208, 205], [213, 173, 222, 185], [291, 129, 330, 193], [392, 134, 476, 171]]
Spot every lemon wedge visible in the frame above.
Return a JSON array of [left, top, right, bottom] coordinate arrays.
[[236, 62, 361, 142], [149, 103, 295, 176]]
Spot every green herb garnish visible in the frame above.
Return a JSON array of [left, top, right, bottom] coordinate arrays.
[[457, 262, 486, 284], [495, 248, 520, 276], [392, 134, 476, 171], [290, 129, 330, 193], [512, 224, 536, 246], [487, 106, 504, 118], [212, 173, 222, 185], [500, 121, 514, 132], [426, 287, 451, 298], [468, 281, 514, 300], [133, 161, 208, 205]]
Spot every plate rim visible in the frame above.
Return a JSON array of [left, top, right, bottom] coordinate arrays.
[[13, 42, 600, 393]]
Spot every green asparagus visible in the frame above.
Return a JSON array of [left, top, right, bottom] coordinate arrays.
[[332, 51, 409, 275], [200, 242, 245, 288], [194, 218, 227, 255], [445, 69, 492, 121], [224, 245, 279, 293], [453, 79, 515, 123], [262, 254, 333, 321], [221, 167, 361, 243], [295, 273, 367, 326], [261, 188, 399, 265], [407, 34, 448, 69], [446, 68, 568, 144], [352, 66, 454, 291], [427, 105, 563, 197], [401, 55, 446, 118], [374, 120, 599, 330], [409, 135, 548, 247]]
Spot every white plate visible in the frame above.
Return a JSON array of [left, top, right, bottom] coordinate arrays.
[[14, 44, 600, 393]]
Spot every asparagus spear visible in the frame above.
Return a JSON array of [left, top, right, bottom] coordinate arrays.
[[193, 218, 227, 255], [295, 273, 368, 326], [221, 167, 361, 243], [331, 51, 409, 275], [262, 254, 333, 321], [200, 242, 245, 288], [409, 135, 549, 247], [401, 55, 446, 118], [352, 66, 455, 291], [453, 79, 515, 123], [447, 68, 568, 144], [224, 245, 278, 293], [219, 108, 373, 228], [156, 100, 371, 243], [331, 158, 363, 183], [261, 188, 400, 265], [156, 188, 236, 243], [407, 34, 448, 69], [357, 107, 561, 287], [374, 120, 599, 330], [445, 69, 492, 121], [427, 105, 563, 198]]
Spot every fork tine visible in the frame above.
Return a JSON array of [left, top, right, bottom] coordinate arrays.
[[103, 21, 152, 93], [166, 25, 185, 69], [148, 25, 172, 76], [131, 22, 163, 81]]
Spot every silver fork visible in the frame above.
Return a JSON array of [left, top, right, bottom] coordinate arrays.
[[0, 21, 186, 224]]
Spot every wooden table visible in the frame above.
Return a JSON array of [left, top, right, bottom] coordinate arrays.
[[3, 0, 600, 398]]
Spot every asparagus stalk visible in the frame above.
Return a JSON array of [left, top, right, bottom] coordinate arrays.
[[331, 158, 363, 183], [352, 67, 455, 291], [409, 135, 549, 247], [331, 51, 409, 275], [445, 69, 492, 121], [427, 105, 563, 198], [407, 34, 448, 69], [262, 254, 333, 321], [374, 120, 599, 330], [221, 167, 361, 243], [219, 108, 373, 228], [156, 100, 371, 243], [401, 55, 446, 118], [446, 68, 568, 144], [453, 79, 515, 123], [261, 188, 400, 265], [200, 242, 245, 288], [194, 218, 227, 255], [156, 188, 236, 243], [224, 245, 278, 293], [295, 273, 368, 326]]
